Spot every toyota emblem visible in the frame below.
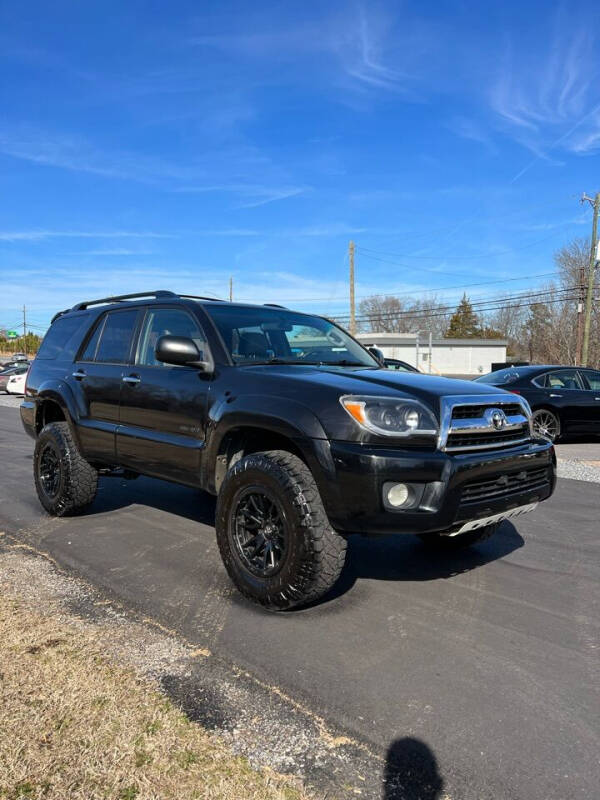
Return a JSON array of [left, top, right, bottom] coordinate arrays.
[[485, 408, 507, 430]]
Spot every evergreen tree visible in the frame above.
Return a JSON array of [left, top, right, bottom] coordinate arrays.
[[444, 294, 482, 338]]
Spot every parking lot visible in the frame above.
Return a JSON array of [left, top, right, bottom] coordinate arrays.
[[0, 401, 598, 799]]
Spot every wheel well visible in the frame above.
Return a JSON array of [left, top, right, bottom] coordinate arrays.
[[215, 427, 307, 491], [37, 400, 66, 433]]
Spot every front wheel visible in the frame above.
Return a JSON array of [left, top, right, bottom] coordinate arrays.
[[531, 409, 560, 442], [215, 450, 347, 610], [418, 523, 498, 550]]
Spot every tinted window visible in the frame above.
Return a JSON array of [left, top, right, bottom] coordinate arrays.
[[207, 305, 377, 367], [79, 317, 105, 362], [36, 314, 90, 360], [582, 370, 600, 390], [95, 310, 138, 364], [541, 370, 584, 390], [475, 368, 521, 385], [137, 308, 207, 366]]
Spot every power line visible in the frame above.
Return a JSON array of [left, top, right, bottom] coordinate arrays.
[[333, 285, 578, 323], [341, 294, 581, 327], [339, 295, 579, 326]]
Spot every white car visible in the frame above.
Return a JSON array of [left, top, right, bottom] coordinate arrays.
[[6, 368, 28, 394]]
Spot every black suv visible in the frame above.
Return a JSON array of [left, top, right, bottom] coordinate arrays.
[[22, 291, 556, 609]]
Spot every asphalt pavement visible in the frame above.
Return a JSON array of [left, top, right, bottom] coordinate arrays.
[[1, 405, 598, 800]]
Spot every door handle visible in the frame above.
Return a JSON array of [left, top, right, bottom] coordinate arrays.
[[122, 375, 141, 385], [72, 370, 86, 380], [549, 393, 562, 397], [595, 397, 600, 401]]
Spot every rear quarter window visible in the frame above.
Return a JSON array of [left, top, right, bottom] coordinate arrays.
[[36, 314, 91, 360]]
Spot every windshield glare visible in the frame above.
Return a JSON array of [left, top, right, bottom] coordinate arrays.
[[207, 305, 378, 367]]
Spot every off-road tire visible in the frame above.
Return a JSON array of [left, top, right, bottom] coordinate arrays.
[[418, 523, 498, 550], [215, 450, 347, 610], [34, 422, 98, 516]]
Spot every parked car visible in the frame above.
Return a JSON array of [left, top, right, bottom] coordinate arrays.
[[6, 368, 28, 395], [0, 363, 29, 392], [384, 358, 420, 373], [1, 359, 30, 370], [475, 365, 600, 441], [21, 291, 555, 610], [11, 352, 28, 362]]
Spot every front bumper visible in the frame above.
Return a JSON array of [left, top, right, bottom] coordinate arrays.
[[318, 438, 556, 535]]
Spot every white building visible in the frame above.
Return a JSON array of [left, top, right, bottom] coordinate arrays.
[[356, 332, 507, 377]]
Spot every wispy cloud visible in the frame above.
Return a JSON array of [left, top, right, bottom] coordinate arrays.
[[175, 183, 309, 208], [0, 230, 173, 242], [191, 4, 429, 101], [0, 128, 308, 207], [489, 6, 600, 168]]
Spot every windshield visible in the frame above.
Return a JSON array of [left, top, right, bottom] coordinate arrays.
[[207, 305, 378, 367]]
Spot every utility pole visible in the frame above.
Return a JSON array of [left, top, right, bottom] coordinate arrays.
[[580, 192, 599, 366], [349, 240, 356, 335], [22, 305, 27, 358], [229, 276, 233, 302], [575, 267, 585, 365]]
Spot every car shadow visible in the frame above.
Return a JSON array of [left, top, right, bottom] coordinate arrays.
[[315, 521, 524, 605], [383, 737, 444, 800], [86, 475, 523, 602], [89, 475, 217, 527]]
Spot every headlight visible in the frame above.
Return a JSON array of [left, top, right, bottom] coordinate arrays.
[[340, 395, 438, 437]]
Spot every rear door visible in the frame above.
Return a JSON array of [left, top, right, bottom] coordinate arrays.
[[69, 308, 140, 461], [537, 369, 589, 434], [117, 305, 211, 485], [579, 369, 600, 432]]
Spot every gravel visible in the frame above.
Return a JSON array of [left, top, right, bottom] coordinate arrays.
[[0, 395, 22, 408], [556, 459, 600, 484]]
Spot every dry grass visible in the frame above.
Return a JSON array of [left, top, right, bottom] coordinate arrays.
[[0, 592, 308, 800]]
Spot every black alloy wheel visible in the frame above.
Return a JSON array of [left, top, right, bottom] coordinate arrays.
[[232, 488, 288, 577], [39, 443, 62, 499]]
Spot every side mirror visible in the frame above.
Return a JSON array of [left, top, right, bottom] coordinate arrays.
[[368, 346, 385, 366], [155, 335, 213, 372]]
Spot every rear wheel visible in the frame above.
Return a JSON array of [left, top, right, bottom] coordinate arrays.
[[34, 422, 98, 516], [531, 409, 560, 442], [418, 523, 498, 550], [215, 450, 347, 610]]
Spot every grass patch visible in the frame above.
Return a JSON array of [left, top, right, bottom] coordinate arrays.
[[0, 593, 308, 800]]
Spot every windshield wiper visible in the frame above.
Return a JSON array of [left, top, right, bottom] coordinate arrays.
[[322, 360, 373, 367]]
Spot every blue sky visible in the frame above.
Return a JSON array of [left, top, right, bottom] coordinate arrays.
[[1, 0, 599, 333]]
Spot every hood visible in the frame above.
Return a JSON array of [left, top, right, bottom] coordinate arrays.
[[238, 364, 512, 443], [241, 364, 509, 408]]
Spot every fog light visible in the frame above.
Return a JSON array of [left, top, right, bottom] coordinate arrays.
[[386, 483, 411, 507]]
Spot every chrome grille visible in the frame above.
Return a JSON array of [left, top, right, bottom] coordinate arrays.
[[460, 466, 550, 505], [439, 395, 532, 453]]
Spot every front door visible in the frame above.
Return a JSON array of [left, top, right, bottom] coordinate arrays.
[[68, 308, 140, 462], [117, 306, 211, 485]]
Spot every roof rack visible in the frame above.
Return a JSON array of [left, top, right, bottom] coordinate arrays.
[[70, 290, 177, 312], [178, 294, 222, 302], [264, 303, 288, 309]]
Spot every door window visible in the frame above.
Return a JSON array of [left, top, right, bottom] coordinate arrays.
[[541, 370, 584, 390], [94, 310, 138, 364], [136, 308, 207, 367], [79, 317, 106, 362], [582, 370, 600, 390]]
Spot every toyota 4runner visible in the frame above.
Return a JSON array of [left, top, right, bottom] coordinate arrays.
[[21, 291, 556, 609]]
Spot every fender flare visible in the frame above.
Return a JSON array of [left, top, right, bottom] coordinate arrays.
[[35, 380, 82, 446], [203, 394, 334, 491]]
